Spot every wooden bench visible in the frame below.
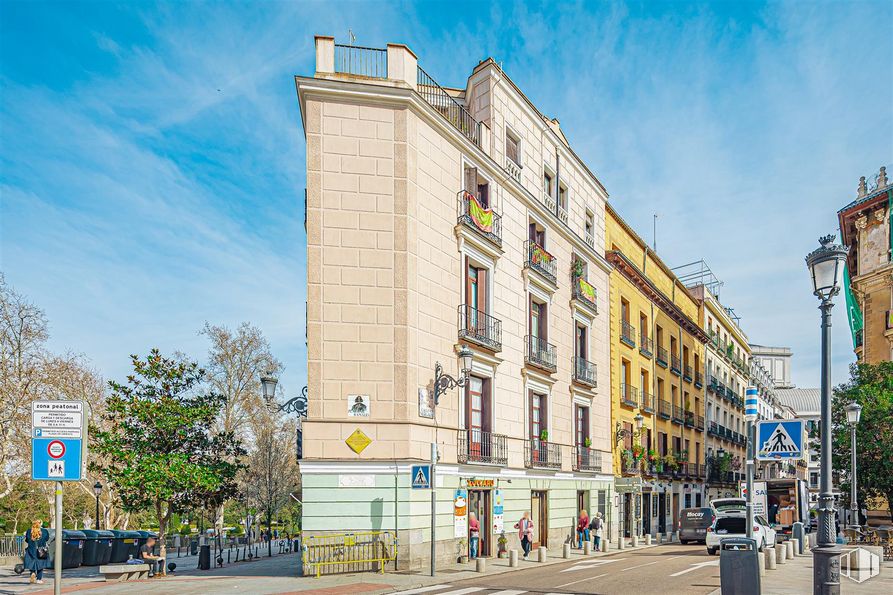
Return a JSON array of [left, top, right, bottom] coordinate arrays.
[[99, 563, 151, 581]]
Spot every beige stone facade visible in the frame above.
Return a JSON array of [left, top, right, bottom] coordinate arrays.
[[297, 37, 615, 569]]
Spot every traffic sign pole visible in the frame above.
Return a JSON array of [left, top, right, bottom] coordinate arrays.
[[745, 387, 759, 541], [430, 442, 436, 577], [54, 481, 62, 595]]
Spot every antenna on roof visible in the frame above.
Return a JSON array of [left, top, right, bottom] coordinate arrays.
[[653, 214, 658, 252], [348, 29, 356, 46]]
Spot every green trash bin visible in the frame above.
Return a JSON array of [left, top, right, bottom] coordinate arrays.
[[81, 530, 114, 566]]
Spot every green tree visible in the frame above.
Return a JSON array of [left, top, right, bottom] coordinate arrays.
[[829, 362, 893, 522], [90, 350, 246, 548]]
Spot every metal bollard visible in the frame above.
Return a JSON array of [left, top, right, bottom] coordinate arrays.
[[645, 534, 652, 546], [509, 549, 519, 567], [785, 540, 794, 560], [775, 542, 786, 564], [766, 546, 776, 570], [537, 546, 548, 562], [583, 541, 592, 555], [563, 543, 571, 558], [758, 552, 766, 576], [476, 557, 486, 573]]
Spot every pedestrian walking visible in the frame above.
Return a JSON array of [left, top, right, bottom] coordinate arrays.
[[589, 512, 603, 551], [576, 509, 589, 548], [23, 520, 51, 585], [468, 512, 480, 559], [514, 511, 534, 559]]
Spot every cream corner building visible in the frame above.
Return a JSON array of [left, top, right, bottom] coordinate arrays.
[[297, 37, 616, 568]]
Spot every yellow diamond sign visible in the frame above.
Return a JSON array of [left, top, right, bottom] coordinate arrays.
[[346, 428, 372, 454]]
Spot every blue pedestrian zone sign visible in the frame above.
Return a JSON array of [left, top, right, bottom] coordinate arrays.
[[411, 464, 431, 489], [756, 419, 804, 461], [31, 400, 86, 482]]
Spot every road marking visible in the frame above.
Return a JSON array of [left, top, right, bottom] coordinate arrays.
[[621, 559, 661, 571], [489, 591, 527, 595], [434, 589, 486, 595], [559, 557, 626, 572], [395, 587, 452, 594], [556, 572, 608, 588], [669, 559, 720, 577]]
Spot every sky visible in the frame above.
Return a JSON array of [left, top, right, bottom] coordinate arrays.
[[1, 0, 891, 394]]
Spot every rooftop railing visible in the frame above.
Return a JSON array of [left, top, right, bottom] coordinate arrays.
[[334, 44, 388, 78], [417, 66, 481, 146]]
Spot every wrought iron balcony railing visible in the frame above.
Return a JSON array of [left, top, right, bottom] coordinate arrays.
[[620, 321, 636, 348], [683, 365, 693, 383], [418, 66, 481, 146], [458, 305, 502, 351], [334, 44, 388, 78], [696, 415, 705, 431], [694, 371, 704, 388], [639, 335, 653, 358], [572, 446, 603, 473], [621, 383, 639, 408], [572, 356, 597, 387], [672, 404, 685, 424], [658, 399, 671, 419], [622, 458, 641, 475], [641, 391, 655, 414], [525, 438, 561, 469], [708, 421, 719, 436], [524, 240, 557, 284], [656, 346, 668, 367], [572, 277, 598, 312], [457, 429, 508, 465], [684, 410, 695, 428], [525, 335, 557, 372], [670, 354, 682, 375], [457, 191, 502, 247]]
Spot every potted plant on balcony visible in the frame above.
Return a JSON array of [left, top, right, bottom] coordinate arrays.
[[571, 258, 584, 279], [622, 449, 635, 467], [539, 429, 549, 442], [632, 444, 645, 461], [663, 453, 678, 470], [583, 437, 592, 448]]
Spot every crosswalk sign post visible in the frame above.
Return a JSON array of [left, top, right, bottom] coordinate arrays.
[[756, 419, 805, 460], [411, 464, 431, 489]]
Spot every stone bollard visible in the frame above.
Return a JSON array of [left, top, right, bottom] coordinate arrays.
[[766, 546, 777, 570], [790, 538, 800, 557], [656, 532, 663, 543], [631, 535, 639, 547], [583, 541, 592, 555], [775, 542, 786, 564], [617, 536, 626, 549], [758, 552, 766, 577], [537, 546, 548, 562], [785, 540, 795, 560], [601, 539, 608, 552], [476, 557, 486, 573], [645, 534, 652, 546], [509, 549, 519, 567], [563, 543, 571, 558]]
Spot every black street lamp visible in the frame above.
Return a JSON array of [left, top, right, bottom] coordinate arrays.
[[93, 481, 102, 530], [805, 234, 848, 595], [845, 401, 862, 530], [433, 346, 474, 405]]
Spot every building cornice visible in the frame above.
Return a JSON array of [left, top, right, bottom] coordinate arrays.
[[606, 250, 709, 343]]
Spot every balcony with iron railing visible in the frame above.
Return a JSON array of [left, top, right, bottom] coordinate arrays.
[[694, 370, 704, 388], [672, 404, 685, 424], [684, 410, 695, 428], [658, 399, 671, 419], [457, 190, 502, 247], [708, 420, 719, 436], [334, 44, 388, 78], [639, 335, 653, 358], [525, 438, 561, 469], [855, 328, 864, 348], [708, 376, 720, 393], [572, 277, 598, 313], [670, 354, 682, 375], [683, 365, 693, 383], [656, 346, 668, 368], [524, 240, 557, 285], [525, 335, 557, 373], [458, 305, 502, 352], [620, 320, 636, 348], [417, 66, 481, 147], [457, 429, 508, 466], [572, 446, 603, 473], [622, 457, 641, 475], [572, 356, 597, 388], [621, 383, 639, 408], [641, 391, 655, 414], [696, 415, 705, 432]]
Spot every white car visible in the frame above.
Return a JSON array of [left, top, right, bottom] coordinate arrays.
[[706, 513, 777, 555]]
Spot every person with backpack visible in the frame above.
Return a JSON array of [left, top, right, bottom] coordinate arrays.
[[589, 512, 603, 551], [23, 520, 51, 585], [514, 511, 534, 560], [576, 509, 589, 548]]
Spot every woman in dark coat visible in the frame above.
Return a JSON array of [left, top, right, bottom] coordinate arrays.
[[24, 520, 51, 584]]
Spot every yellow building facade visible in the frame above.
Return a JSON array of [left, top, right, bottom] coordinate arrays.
[[606, 205, 708, 538]]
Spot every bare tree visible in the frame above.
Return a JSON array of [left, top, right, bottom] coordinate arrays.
[[201, 322, 281, 538]]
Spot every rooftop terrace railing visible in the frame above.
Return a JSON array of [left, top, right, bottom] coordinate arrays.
[[417, 66, 481, 147], [334, 44, 388, 78]]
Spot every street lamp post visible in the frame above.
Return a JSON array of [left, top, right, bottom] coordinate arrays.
[[845, 402, 862, 530], [806, 234, 848, 595], [614, 413, 644, 540], [93, 481, 102, 530]]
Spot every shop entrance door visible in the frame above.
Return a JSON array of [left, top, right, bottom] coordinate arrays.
[[658, 493, 667, 533], [642, 493, 651, 535], [531, 491, 548, 548], [468, 490, 491, 557]]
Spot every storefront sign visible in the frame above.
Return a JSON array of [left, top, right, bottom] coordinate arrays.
[[492, 489, 504, 534], [466, 478, 495, 488], [453, 489, 468, 538]]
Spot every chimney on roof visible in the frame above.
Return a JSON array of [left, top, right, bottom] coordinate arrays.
[[858, 175, 867, 198]]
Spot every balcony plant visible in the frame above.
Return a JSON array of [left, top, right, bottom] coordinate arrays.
[[583, 437, 592, 448], [539, 429, 549, 441], [632, 444, 645, 460], [663, 453, 678, 470], [622, 449, 635, 465], [571, 258, 584, 279]]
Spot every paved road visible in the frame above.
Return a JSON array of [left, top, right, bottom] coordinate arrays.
[[395, 544, 721, 595]]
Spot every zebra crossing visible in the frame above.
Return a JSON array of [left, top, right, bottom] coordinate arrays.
[[395, 586, 569, 595]]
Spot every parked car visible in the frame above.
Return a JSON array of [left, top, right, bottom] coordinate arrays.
[[706, 513, 777, 555], [678, 507, 715, 545], [710, 497, 747, 514]]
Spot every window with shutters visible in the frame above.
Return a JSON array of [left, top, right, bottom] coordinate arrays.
[[463, 165, 490, 208], [575, 405, 589, 446], [530, 392, 547, 438], [505, 129, 521, 166]]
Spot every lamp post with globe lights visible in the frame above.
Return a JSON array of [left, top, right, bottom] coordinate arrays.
[[805, 234, 848, 595], [845, 401, 862, 531]]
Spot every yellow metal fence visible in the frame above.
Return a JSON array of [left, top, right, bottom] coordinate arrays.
[[302, 531, 397, 577]]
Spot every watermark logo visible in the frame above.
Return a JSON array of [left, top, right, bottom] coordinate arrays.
[[839, 547, 881, 583]]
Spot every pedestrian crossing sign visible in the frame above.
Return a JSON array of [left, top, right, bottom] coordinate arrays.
[[411, 464, 431, 489], [756, 419, 805, 460]]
